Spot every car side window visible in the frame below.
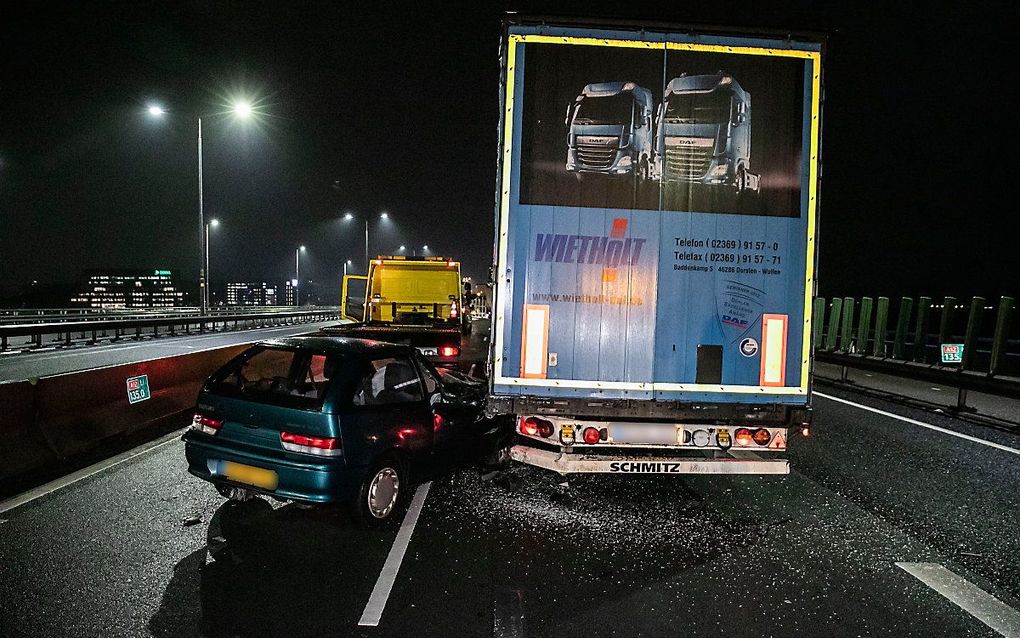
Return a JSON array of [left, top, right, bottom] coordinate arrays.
[[211, 347, 337, 410], [419, 360, 439, 395], [352, 356, 423, 406]]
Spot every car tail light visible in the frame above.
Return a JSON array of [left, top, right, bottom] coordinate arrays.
[[191, 413, 223, 435], [439, 345, 459, 357], [281, 431, 343, 456], [518, 416, 553, 438], [734, 428, 753, 446], [582, 427, 601, 445], [752, 428, 772, 446]]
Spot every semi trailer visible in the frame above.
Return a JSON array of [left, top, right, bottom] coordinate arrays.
[[489, 18, 823, 475]]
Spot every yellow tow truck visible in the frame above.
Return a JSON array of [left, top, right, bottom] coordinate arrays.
[[325, 256, 465, 364]]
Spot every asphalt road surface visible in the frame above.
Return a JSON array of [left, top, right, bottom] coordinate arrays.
[[1, 384, 1018, 637], [0, 320, 344, 381]]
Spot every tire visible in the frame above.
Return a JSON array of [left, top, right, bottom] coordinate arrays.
[[349, 455, 408, 528]]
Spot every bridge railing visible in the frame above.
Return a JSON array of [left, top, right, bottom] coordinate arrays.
[[812, 295, 1018, 408], [0, 306, 326, 325], [0, 307, 342, 353]]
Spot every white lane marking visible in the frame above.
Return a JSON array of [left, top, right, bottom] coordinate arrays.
[[896, 562, 1020, 637], [358, 482, 432, 627], [0, 429, 185, 515], [815, 392, 1020, 456]]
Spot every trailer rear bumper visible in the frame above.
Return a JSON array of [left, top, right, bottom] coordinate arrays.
[[510, 445, 789, 475]]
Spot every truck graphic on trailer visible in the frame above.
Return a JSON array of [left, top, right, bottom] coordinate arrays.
[[654, 72, 760, 197], [565, 81, 655, 180]]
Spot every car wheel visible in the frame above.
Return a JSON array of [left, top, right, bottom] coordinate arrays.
[[350, 455, 407, 528]]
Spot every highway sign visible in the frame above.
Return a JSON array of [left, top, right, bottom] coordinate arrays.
[[940, 344, 964, 364], [126, 374, 151, 404]]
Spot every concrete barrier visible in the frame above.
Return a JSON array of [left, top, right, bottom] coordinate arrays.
[[0, 380, 60, 479], [0, 345, 249, 483]]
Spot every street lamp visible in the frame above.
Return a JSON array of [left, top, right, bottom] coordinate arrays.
[[343, 259, 352, 277], [341, 211, 391, 271], [295, 246, 306, 306], [205, 218, 220, 308], [146, 98, 259, 315]]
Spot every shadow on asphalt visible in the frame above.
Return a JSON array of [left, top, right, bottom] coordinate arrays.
[[149, 498, 395, 637]]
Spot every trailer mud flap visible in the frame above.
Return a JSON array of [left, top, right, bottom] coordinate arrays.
[[510, 445, 789, 475]]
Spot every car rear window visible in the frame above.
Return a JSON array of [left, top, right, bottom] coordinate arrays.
[[208, 347, 345, 411]]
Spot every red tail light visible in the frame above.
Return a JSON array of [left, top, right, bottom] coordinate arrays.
[[191, 413, 223, 435], [439, 345, 459, 357], [582, 427, 601, 445], [518, 416, 553, 438], [734, 428, 753, 446], [752, 428, 772, 446], [281, 431, 343, 456]]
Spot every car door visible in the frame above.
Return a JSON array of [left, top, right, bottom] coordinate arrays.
[[414, 354, 481, 451], [347, 355, 433, 463]]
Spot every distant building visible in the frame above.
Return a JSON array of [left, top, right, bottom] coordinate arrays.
[[71, 269, 186, 309], [284, 280, 297, 306], [226, 282, 278, 306]]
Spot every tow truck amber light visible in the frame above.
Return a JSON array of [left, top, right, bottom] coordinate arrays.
[[439, 345, 459, 357], [280, 431, 342, 456], [752, 428, 772, 446], [582, 427, 601, 445], [191, 414, 223, 435], [734, 428, 754, 446]]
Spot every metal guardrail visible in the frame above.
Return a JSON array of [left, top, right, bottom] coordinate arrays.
[[0, 306, 331, 325], [813, 295, 1018, 410], [0, 308, 342, 352]]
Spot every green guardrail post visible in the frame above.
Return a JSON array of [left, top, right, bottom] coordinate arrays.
[[913, 296, 931, 362], [824, 297, 843, 351], [857, 297, 873, 355], [937, 296, 957, 355], [873, 297, 890, 357], [892, 297, 913, 360], [812, 297, 826, 350], [960, 296, 985, 371], [839, 297, 855, 352], [989, 296, 1015, 376]]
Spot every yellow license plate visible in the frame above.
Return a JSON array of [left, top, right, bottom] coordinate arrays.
[[222, 461, 279, 490]]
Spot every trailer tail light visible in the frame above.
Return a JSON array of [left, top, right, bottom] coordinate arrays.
[[518, 416, 553, 438], [752, 428, 772, 446], [582, 427, 601, 445], [734, 428, 754, 447], [439, 346, 459, 357], [280, 431, 343, 457], [191, 414, 223, 435]]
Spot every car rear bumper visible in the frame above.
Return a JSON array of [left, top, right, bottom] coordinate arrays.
[[183, 433, 360, 503]]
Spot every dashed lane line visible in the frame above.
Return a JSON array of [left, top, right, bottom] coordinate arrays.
[[358, 482, 433, 627], [815, 392, 1020, 456], [897, 562, 1020, 637]]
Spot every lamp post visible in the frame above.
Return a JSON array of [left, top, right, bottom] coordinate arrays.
[[146, 100, 255, 315], [204, 218, 220, 308], [343, 259, 352, 277], [295, 245, 306, 306], [342, 211, 390, 270]]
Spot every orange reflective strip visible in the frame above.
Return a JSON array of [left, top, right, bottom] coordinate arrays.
[[760, 314, 789, 387], [521, 304, 550, 379]]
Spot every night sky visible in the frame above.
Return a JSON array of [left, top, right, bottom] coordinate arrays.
[[1, 1, 1016, 304]]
